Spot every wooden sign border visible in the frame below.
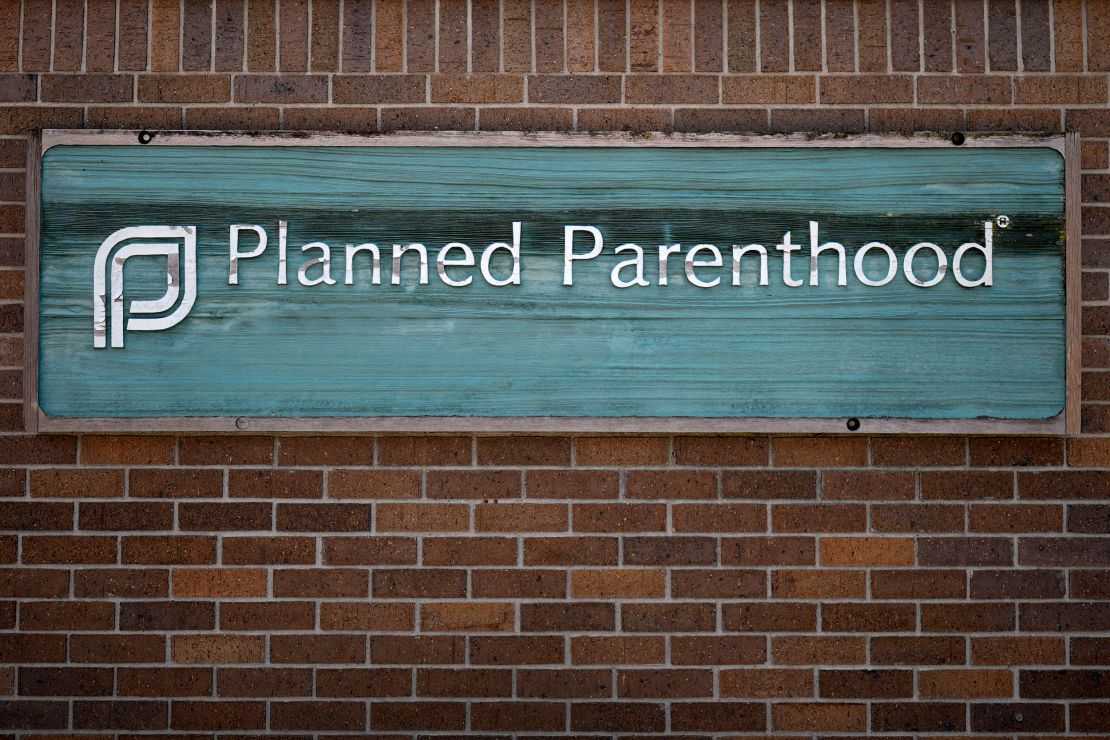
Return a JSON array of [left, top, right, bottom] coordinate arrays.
[[25, 129, 1080, 435]]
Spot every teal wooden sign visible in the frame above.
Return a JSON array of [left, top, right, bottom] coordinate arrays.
[[27, 131, 1078, 433]]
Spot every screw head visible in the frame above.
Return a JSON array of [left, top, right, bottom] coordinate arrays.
[[996, 214, 1011, 228]]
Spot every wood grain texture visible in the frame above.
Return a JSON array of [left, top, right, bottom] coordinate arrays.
[[35, 137, 1068, 426]]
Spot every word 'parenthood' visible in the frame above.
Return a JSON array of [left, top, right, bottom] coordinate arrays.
[[228, 220, 995, 289]]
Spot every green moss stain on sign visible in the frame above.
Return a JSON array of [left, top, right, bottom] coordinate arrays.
[[37, 141, 1066, 420]]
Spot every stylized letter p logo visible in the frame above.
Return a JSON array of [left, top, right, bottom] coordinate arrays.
[[93, 226, 197, 348]]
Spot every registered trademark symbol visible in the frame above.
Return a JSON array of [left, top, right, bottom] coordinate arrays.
[[996, 215, 1011, 228]]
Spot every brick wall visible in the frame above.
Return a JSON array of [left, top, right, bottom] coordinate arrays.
[[2, 0, 1110, 735]]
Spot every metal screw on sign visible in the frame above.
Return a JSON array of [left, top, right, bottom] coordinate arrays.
[[137, 130, 155, 144], [235, 417, 249, 430], [846, 418, 861, 431], [996, 215, 1011, 228]]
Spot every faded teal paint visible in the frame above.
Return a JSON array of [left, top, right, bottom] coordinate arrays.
[[38, 144, 1066, 419]]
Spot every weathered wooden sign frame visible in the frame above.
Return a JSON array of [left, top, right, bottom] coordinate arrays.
[[25, 129, 1080, 435]]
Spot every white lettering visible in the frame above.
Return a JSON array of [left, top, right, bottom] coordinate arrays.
[[685, 244, 722, 288], [563, 225, 603, 285], [611, 243, 648, 288], [229, 224, 266, 285], [437, 242, 475, 287]]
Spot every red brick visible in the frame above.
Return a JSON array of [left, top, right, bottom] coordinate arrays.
[[372, 568, 466, 598], [872, 636, 966, 665], [673, 502, 765, 532], [518, 668, 612, 698], [823, 602, 916, 632], [475, 502, 567, 531], [279, 436, 374, 465], [821, 74, 913, 103], [871, 503, 965, 532], [178, 434, 274, 463], [30, 469, 123, 498], [222, 535, 315, 564], [571, 702, 665, 732], [422, 536, 517, 565], [724, 535, 815, 565], [1022, 471, 1110, 499], [74, 567, 167, 598], [575, 436, 669, 465], [131, 469, 222, 498], [315, 667, 410, 696], [371, 700, 466, 731], [324, 535, 416, 565], [22, 535, 116, 564], [871, 568, 967, 599], [922, 602, 1015, 632], [773, 437, 867, 466], [970, 436, 1064, 466], [221, 601, 314, 630], [138, 74, 231, 103], [820, 536, 915, 566], [41, 73, 132, 103], [471, 568, 566, 598], [417, 667, 512, 697], [275, 567, 368, 597], [578, 106, 673, 132], [427, 469, 520, 499], [178, 501, 270, 531], [623, 603, 715, 632], [482, 107, 574, 132], [173, 567, 267, 597], [972, 702, 1064, 732], [772, 503, 866, 532], [72, 634, 165, 663], [572, 569, 665, 598], [168, 700, 264, 730], [626, 470, 716, 499], [431, 74, 523, 103], [0, 501, 72, 531], [573, 503, 665, 532], [572, 635, 666, 664], [970, 503, 1062, 532], [20, 600, 115, 630], [528, 470, 619, 498], [973, 636, 1064, 665], [521, 601, 614, 631], [329, 469, 419, 499], [320, 601, 413, 631], [122, 535, 216, 564], [477, 436, 571, 465], [81, 435, 174, 465], [871, 436, 966, 466], [921, 668, 1013, 698], [774, 635, 866, 664], [721, 667, 811, 697], [236, 74, 328, 102], [377, 435, 470, 465], [822, 471, 914, 500], [78, 501, 172, 532], [820, 668, 912, 698], [773, 701, 866, 732], [923, 471, 1013, 499], [72, 699, 169, 730], [725, 601, 816, 632], [724, 470, 816, 499], [120, 600, 214, 630], [229, 469, 321, 498], [20, 667, 114, 696], [276, 502, 372, 531], [470, 635, 564, 664], [370, 635, 464, 664], [422, 602, 514, 631], [376, 502, 468, 532], [271, 634, 366, 664]]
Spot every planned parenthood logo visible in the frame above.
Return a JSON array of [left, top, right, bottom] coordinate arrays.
[[92, 226, 197, 348]]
